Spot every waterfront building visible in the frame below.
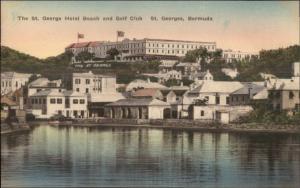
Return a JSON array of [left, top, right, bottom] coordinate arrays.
[[229, 83, 265, 106], [266, 62, 300, 113], [192, 105, 253, 124], [222, 49, 259, 63], [104, 98, 170, 119], [161, 88, 190, 119], [65, 38, 217, 63], [1, 72, 32, 95], [188, 81, 244, 106], [27, 90, 88, 119], [64, 71, 124, 117], [28, 78, 65, 97]]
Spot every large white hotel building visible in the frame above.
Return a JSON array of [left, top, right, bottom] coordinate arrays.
[[65, 38, 217, 62]]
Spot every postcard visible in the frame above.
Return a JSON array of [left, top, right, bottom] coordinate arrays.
[[1, 1, 300, 188]]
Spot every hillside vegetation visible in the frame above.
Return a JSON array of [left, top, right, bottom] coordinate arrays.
[[1, 45, 300, 83]]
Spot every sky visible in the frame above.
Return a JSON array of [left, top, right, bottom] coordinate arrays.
[[1, 1, 299, 58]]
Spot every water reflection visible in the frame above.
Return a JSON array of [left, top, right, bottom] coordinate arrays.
[[1, 126, 300, 187]]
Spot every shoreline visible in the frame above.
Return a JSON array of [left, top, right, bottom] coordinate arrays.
[[28, 120, 300, 134], [1, 126, 31, 136]]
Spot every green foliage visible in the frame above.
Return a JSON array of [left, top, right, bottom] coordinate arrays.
[[106, 48, 119, 60], [240, 102, 300, 125], [75, 51, 94, 63], [164, 79, 180, 87], [1, 46, 73, 80]]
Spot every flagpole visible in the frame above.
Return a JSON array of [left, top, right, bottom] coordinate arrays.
[[116, 31, 118, 43], [77, 32, 79, 44]]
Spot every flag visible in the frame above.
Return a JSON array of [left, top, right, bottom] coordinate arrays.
[[117, 31, 125, 37], [78, 33, 84, 39]]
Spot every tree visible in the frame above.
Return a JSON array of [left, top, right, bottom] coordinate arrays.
[[75, 51, 94, 63], [106, 48, 119, 60]]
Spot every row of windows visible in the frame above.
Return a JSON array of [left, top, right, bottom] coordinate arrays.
[[31, 98, 85, 104], [1, 81, 23, 87], [74, 78, 102, 85], [148, 43, 215, 50]]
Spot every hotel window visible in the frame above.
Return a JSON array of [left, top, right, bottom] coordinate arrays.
[[86, 88, 89, 93], [177, 45, 179, 48], [168, 50, 170, 54], [153, 44, 155, 47], [38, 98, 42, 104], [73, 99, 78, 104], [43, 98, 46, 104], [172, 50, 174, 54], [80, 99, 85, 104], [182, 45, 184, 48], [57, 98, 62, 104], [16, 82, 18, 87], [157, 44, 159, 47], [31, 98, 35, 104], [162, 50, 164, 53], [148, 49, 151, 53], [75, 79, 81, 84], [172, 44, 174, 48], [187, 45, 189, 48], [162, 44, 164, 47], [182, 51, 184, 54], [201, 110, 204, 116], [50, 98, 56, 104], [86, 79, 90, 84], [76, 88, 80, 92], [168, 44, 170, 47]]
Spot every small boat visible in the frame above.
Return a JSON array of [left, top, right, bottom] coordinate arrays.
[[49, 120, 60, 126]]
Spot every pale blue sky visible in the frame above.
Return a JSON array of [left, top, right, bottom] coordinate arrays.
[[2, 1, 299, 58]]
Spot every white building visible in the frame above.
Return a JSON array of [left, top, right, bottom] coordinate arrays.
[[126, 78, 167, 92], [222, 68, 239, 79], [193, 70, 214, 82], [1, 72, 32, 95], [66, 38, 217, 63], [222, 49, 259, 63], [69, 71, 124, 117], [188, 81, 244, 105], [28, 78, 65, 97], [28, 90, 88, 119], [72, 71, 117, 95]]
